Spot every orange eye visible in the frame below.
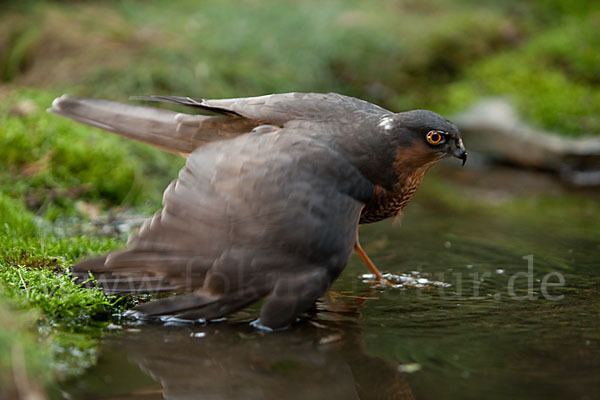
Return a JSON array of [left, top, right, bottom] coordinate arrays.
[[426, 131, 444, 145]]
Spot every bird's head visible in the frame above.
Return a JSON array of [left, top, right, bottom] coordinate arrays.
[[379, 110, 467, 169]]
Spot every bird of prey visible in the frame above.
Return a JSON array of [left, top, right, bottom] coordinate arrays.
[[48, 92, 466, 330]]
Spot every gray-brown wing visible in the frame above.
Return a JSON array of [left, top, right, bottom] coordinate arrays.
[[135, 92, 391, 125], [48, 94, 260, 155], [72, 129, 374, 329], [48, 92, 390, 158]]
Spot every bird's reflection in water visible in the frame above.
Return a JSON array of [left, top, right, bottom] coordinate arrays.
[[65, 295, 415, 400]]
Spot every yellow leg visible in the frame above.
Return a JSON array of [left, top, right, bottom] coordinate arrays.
[[354, 232, 384, 280]]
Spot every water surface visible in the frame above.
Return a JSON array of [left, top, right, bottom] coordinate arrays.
[[55, 168, 600, 400]]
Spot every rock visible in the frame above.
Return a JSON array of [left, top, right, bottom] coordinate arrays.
[[453, 99, 600, 186]]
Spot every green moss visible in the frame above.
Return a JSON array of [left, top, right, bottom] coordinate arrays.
[[0, 191, 120, 317], [0, 79, 184, 398], [0, 191, 126, 395], [441, 14, 600, 135], [0, 85, 167, 393], [0, 89, 183, 218]]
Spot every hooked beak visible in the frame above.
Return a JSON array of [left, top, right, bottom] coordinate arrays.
[[453, 143, 467, 166]]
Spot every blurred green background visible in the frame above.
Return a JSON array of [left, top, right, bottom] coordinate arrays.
[[2, 0, 599, 135], [1, 0, 599, 397]]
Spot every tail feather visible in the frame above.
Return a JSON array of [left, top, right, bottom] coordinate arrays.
[[174, 291, 265, 321], [71, 254, 273, 322], [48, 94, 259, 155], [71, 252, 208, 295], [133, 292, 219, 317], [132, 284, 270, 321]]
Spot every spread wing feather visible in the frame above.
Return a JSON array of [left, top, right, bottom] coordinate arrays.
[[72, 129, 373, 329], [47, 92, 390, 159], [47, 94, 259, 155], [135, 92, 390, 125]]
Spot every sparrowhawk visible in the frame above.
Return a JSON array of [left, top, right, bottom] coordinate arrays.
[[48, 92, 467, 330]]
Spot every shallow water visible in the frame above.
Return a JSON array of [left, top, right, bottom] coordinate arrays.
[[54, 169, 600, 400]]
